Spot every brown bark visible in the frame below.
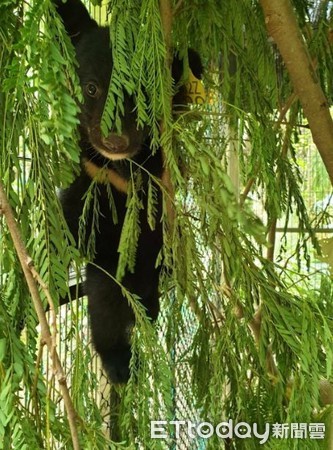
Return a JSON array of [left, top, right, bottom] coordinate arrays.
[[159, 0, 172, 58], [260, 0, 333, 185]]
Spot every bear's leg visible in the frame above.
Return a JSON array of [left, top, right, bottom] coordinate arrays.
[[85, 263, 134, 384]]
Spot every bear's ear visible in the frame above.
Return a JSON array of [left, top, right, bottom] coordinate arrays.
[[172, 49, 203, 110], [54, 0, 98, 44], [172, 49, 203, 85], [188, 49, 203, 80]]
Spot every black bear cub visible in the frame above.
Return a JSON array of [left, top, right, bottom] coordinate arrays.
[[55, 0, 202, 383]]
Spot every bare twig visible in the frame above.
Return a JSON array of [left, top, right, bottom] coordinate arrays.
[[30, 341, 44, 425], [173, 0, 184, 16], [275, 93, 297, 129], [266, 219, 277, 261], [240, 176, 256, 207], [267, 102, 297, 261], [159, 0, 176, 229], [0, 182, 81, 450]]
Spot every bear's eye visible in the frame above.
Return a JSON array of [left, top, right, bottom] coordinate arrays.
[[85, 82, 98, 97]]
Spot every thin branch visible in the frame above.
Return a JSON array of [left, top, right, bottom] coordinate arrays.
[[173, 0, 184, 16], [159, 0, 172, 59], [260, 0, 333, 185], [275, 93, 297, 129], [159, 0, 176, 229], [240, 91, 297, 207], [30, 264, 58, 352], [267, 103, 297, 262], [30, 341, 44, 424], [0, 181, 81, 450], [266, 219, 277, 261], [240, 176, 256, 206]]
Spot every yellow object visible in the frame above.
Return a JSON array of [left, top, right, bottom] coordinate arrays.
[[185, 70, 206, 104]]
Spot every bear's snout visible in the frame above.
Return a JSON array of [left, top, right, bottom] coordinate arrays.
[[102, 133, 129, 153]]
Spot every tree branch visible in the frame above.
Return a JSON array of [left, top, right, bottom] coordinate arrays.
[[260, 0, 333, 185], [173, 0, 185, 16], [0, 182, 81, 450], [159, 0, 176, 228], [159, 0, 172, 59]]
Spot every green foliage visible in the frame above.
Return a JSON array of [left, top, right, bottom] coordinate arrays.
[[116, 170, 143, 280], [1, 0, 333, 449], [103, 0, 172, 147], [101, 0, 140, 135]]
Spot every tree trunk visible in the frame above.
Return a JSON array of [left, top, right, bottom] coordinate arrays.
[[260, 0, 333, 185]]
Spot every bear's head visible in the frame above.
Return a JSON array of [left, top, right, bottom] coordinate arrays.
[[55, 0, 202, 163]]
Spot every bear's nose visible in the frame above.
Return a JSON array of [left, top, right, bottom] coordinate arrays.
[[102, 134, 129, 153]]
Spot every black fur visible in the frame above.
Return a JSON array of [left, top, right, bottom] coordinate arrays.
[[54, 0, 202, 383]]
